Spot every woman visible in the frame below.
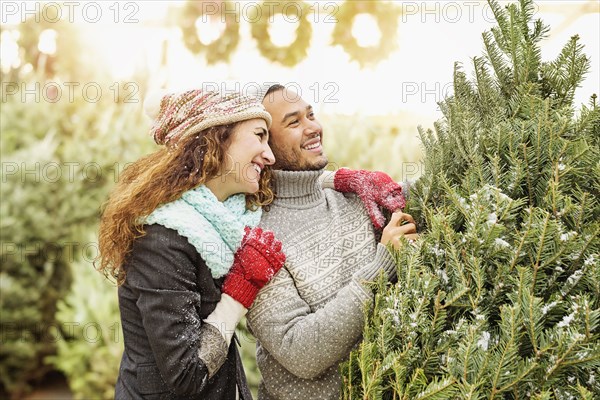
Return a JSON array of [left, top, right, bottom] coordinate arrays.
[[97, 88, 285, 399]]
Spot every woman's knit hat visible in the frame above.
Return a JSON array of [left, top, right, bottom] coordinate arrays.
[[143, 89, 272, 146]]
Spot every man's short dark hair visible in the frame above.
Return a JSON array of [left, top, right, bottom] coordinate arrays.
[[264, 84, 285, 100]]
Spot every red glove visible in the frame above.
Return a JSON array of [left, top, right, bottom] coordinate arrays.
[[334, 168, 406, 230], [222, 227, 286, 308]]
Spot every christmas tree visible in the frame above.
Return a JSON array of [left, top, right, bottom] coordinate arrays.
[[342, 0, 599, 399]]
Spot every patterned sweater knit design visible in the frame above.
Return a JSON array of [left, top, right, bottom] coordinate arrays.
[[247, 170, 396, 400]]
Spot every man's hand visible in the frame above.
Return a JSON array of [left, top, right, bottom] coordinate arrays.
[[381, 211, 418, 250], [334, 168, 406, 230]]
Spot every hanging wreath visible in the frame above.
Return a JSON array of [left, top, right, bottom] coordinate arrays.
[[179, 0, 240, 64], [251, 1, 312, 67], [331, 1, 400, 68]]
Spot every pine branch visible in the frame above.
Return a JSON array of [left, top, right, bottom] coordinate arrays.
[[497, 360, 537, 393], [422, 292, 448, 353], [405, 368, 428, 399], [457, 381, 483, 400], [545, 332, 585, 378], [487, 0, 510, 53], [489, 305, 522, 399], [575, 383, 595, 400], [532, 212, 552, 291], [444, 287, 470, 311], [518, 267, 544, 353], [506, 5, 522, 86], [548, 41, 586, 105], [359, 342, 383, 400], [451, 323, 484, 384], [521, 142, 535, 205], [414, 377, 457, 400], [483, 31, 513, 98], [509, 206, 534, 272], [566, 226, 598, 279]]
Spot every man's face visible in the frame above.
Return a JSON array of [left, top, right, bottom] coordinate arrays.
[[262, 88, 328, 171]]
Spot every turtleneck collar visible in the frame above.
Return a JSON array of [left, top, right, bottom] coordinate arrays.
[[271, 169, 325, 208]]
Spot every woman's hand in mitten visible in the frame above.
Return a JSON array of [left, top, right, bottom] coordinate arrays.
[[221, 227, 286, 308]]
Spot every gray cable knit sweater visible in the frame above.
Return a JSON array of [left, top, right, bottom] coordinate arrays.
[[247, 169, 397, 400]]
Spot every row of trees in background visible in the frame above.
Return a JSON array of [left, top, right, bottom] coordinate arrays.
[[0, 74, 153, 398], [0, 5, 153, 396]]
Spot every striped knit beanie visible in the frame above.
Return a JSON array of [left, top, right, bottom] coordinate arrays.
[[143, 89, 272, 146]]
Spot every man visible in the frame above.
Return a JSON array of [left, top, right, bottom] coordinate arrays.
[[246, 84, 417, 399]]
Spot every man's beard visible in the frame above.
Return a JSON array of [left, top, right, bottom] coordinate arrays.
[[271, 144, 328, 171]]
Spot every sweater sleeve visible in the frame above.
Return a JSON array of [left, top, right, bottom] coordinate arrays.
[[204, 293, 248, 347], [318, 170, 336, 189], [246, 243, 395, 380], [125, 225, 228, 395]]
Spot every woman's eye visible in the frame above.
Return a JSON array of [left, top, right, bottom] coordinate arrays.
[[289, 120, 299, 126]]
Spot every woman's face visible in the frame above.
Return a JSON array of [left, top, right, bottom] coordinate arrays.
[[214, 118, 275, 199]]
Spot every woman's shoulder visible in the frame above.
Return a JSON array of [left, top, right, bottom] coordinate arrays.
[[124, 224, 210, 285], [131, 224, 202, 262], [141, 223, 193, 243], [143, 223, 187, 238]]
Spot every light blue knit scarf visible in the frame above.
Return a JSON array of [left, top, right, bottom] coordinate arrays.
[[143, 185, 261, 278]]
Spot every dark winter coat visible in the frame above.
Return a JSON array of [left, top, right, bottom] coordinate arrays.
[[114, 224, 252, 400]]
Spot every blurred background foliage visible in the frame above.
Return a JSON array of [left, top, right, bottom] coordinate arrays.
[[0, 1, 596, 399], [0, 85, 152, 400], [0, 8, 153, 398]]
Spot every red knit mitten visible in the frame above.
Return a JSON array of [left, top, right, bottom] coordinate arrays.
[[222, 227, 286, 308], [334, 168, 406, 230]]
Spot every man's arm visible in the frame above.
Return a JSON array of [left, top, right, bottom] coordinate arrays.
[[247, 243, 395, 379]]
